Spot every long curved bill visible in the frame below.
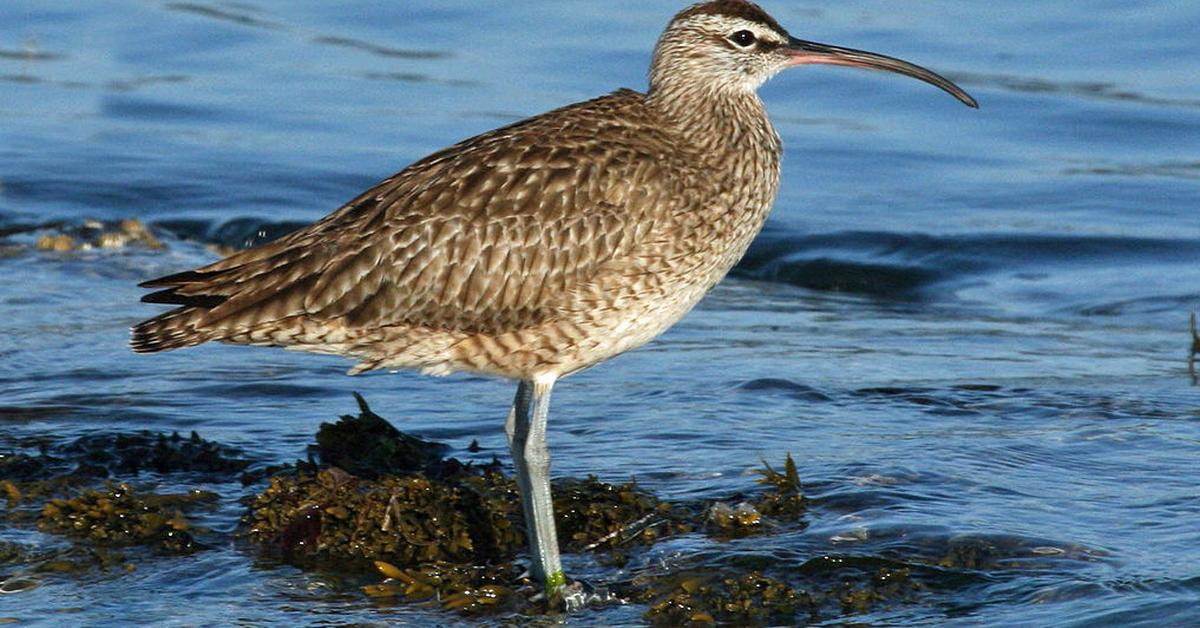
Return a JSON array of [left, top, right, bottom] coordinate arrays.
[[786, 37, 978, 108]]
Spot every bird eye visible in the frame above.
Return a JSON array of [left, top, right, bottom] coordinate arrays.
[[730, 30, 756, 48]]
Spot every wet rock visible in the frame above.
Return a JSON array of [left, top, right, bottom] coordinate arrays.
[[705, 500, 763, 535], [937, 537, 1001, 570]]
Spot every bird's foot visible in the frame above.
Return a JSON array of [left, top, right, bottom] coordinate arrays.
[[553, 578, 621, 613], [524, 571, 619, 613], [557, 582, 587, 613]]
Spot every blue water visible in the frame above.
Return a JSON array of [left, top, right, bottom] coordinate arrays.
[[2, 1, 1198, 625]]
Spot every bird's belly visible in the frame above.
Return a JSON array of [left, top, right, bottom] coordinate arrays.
[[557, 277, 713, 374], [433, 272, 711, 380]]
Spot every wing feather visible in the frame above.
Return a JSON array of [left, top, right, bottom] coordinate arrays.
[[134, 89, 696, 347]]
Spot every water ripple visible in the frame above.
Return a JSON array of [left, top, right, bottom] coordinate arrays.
[[952, 71, 1200, 110]]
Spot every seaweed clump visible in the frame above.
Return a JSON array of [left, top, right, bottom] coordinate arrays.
[[312, 393, 448, 479], [247, 465, 523, 567], [64, 430, 252, 478], [554, 475, 691, 556], [641, 571, 815, 626], [835, 567, 922, 614], [363, 559, 521, 615], [248, 394, 693, 574], [247, 394, 523, 567], [11, 218, 165, 252], [247, 394, 716, 616], [37, 483, 215, 554], [706, 454, 806, 537], [0, 431, 253, 505], [31, 218, 164, 253], [0, 430, 251, 579]]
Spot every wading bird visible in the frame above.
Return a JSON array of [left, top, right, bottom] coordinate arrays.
[[133, 0, 975, 604]]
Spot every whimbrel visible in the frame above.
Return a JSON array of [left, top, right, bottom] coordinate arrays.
[[132, 0, 975, 602]]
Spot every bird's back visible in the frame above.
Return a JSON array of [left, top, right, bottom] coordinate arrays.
[[132, 88, 765, 378]]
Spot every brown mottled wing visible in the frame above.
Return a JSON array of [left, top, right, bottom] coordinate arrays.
[[134, 90, 685, 347]]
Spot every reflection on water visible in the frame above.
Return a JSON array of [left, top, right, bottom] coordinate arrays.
[[1061, 158, 1200, 180], [164, 2, 283, 30], [2, 0, 1199, 625], [953, 71, 1200, 110], [361, 71, 478, 87], [1189, 313, 1199, 386], [311, 35, 449, 60], [0, 46, 62, 62]]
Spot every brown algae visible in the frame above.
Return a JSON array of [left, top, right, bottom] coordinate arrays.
[[37, 483, 215, 553], [640, 571, 816, 626], [1, 397, 960, 623], [21, 218, 165, 253]]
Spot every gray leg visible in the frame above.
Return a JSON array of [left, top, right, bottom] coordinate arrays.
[[505, 376, 565, 596]]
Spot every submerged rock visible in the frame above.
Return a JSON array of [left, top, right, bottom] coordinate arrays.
[[835, 566, 923, 615]]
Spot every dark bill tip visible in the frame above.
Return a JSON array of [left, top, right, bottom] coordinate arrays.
[[786, 36, 977, 108]]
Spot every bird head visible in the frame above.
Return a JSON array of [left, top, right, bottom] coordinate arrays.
[[650, 0, 977, 107]]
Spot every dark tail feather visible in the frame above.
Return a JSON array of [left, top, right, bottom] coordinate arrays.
[[130, 307, 212, 353]]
